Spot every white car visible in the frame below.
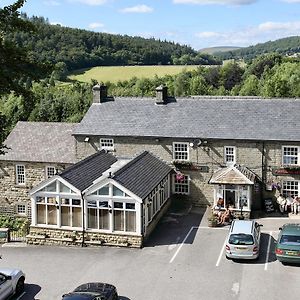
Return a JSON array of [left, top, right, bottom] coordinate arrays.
[[0, 268, 25, 300]]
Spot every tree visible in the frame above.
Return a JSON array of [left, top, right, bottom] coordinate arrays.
[[0, 0, 49, 153]]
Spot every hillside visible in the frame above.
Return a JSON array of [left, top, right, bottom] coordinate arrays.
[[199, 46, 242, 54], [9, 15, 220, 72], [215, 36, 300, 61]]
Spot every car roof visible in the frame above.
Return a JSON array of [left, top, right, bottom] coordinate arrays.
[[73, 282, 116, 296], [230, 220, 254, 234], [281, 223, 300, 235]]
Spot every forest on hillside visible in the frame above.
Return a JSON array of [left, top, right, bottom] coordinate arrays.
[[215, 36, 300, 61], [8, 15, 221, 71]]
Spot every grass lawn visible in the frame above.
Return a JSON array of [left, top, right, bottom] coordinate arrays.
[[68, 65, 199, 83]]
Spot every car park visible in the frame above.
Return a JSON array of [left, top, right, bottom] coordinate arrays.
[[225, 220, 262, 260], [275, 223, 300, 264], [0, 268, 25, 300], [62, 282, 119, 300]]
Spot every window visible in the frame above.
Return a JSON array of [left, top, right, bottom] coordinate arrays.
[[92, 185, 109, 196], [113, 202, 136, 232], [173, 142, 189, 161], [224, 146, 236, 165], [113, 186, 129, 197], [87, 200, 109, 230], [36, 196, 57, 225], [173, 174, 189, 194], [100, 138, 114, 151], [46, 166, 56, 179], [16, 165, 25, 185], [16, 203, 26, 215], [60, 198, 82, 227], [282, 146, 299, 165], [282, 180, 299, 199]]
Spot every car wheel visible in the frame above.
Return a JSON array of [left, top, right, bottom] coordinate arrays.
[[16, 278, 25, 295], [226, 255, 231, 260]]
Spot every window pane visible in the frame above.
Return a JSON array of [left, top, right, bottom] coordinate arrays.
[[61, 198, 70, 205], [48, 205, 57, 225], [47, 197, 57, 204], [45, 181, 56, 192], [61, 206, 70, 226], [113, 186, 124, 197], [99, 185, 109, 195], [87, 200, 97, 207], [72, 207, 82, 227], [126, 203, 135, 210], [114, 210, 124, 231], [125, 211, 136, 232], [99, 209, 109, 229], [114, 202, 123, 209], [72, 199, 81, 206], [60, 183, 71, 193], [37, 205, 46, 224], [88, 208, 97, 229]]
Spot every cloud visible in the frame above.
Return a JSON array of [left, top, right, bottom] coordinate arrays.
[[50, 21, 64, 26], [68, 0, 108, 5], [89, 22, 105, 29], [194, 20, 300, 48], [173, 0, 256, 5], [120, 4, 153, 13], [43, 0, 61, 5]]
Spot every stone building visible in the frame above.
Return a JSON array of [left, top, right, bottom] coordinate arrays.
[[0, 85, 300, 246]]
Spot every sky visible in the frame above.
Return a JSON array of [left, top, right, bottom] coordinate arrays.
[[1, 0, 300, 50]]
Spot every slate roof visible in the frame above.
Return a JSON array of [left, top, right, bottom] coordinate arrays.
[[113, 151, 173, 200], [73, 97, 300, 142], [60, 150, 117, 191], [1, 121, 77, 164]]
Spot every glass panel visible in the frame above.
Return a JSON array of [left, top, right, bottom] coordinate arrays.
[[48, 205, 57, 225], [114, 202, 123, 209], [87, 200, 97, 207], [47, 197, 57, 204], [99, 201, 108, 208], [125, 211, 136, 232], [126, 203, 135, 210], [61, 206, 70, 226], [60, 182, 71, 193], [88, 208, 97, 229], [114, 210, 124, 231], [72, 199, 81, 206], [61, 198, 70, 205], [45, 181, 56, 192], [99, 209, 109, 229], [113, 186, 124, 197], [99, 185, 109, 195], [72, 207, 82, 227], [36, 197, 45, 203], [37, 205, 46, 224]]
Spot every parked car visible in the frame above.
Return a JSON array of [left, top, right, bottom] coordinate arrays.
[[62, 282, 118, 300], [225, 220, 262, 260], [275, 223, 300, 264], [0, 268, 25, 300]]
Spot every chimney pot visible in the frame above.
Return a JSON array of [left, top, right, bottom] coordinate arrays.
[[155, 85, 168, 105], [93, 84, 107, 103]]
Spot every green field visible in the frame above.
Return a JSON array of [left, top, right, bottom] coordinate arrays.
[[69, 65, 199, 83]]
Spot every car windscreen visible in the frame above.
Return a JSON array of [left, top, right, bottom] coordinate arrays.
[[229, 234, 254, 245], [279, 234, 300, 245]]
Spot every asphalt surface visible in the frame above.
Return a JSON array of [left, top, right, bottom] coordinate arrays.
[[1, 206, 300, 300]]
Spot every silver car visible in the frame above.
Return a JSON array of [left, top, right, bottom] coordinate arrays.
[[225, 220, 262, 260], [0, 268, 25, 300]]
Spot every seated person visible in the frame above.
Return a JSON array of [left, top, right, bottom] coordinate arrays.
[[292, 196, 300, 215], [276, 194, 286, 213], [214, 197, 224, 217], [218, 205, 233, 225], [285, 193, 293, 212]]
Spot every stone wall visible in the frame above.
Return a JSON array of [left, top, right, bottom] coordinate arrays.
[[27, 227, 143, 248], [0, 161, 70, 219], [76, 136, 300, 208]]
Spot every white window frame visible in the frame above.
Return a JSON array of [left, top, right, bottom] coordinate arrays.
[[46, 166, 56, 179], [16, 164, 25, 185], [100, 138, 114, 151], [282, 146, 299, 166], [173, 174, 190, 195], [224, 146, 236, 165], [16, 203, 27, 215], [282, 180, 299, 198], [172, 142, 189, 161]]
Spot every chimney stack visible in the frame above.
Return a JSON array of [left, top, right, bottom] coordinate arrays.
[[93, 84, 107, 103], [155, 85, 168, 105]]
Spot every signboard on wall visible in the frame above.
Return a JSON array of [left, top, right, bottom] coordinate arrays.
[[272, 168, 300, 176]]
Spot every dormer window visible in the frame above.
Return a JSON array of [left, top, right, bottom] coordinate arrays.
[[224, 146, 236, 165], [173, 142, 189, 161], [282, 146, 299, 165], [100, 138, 114, 151]]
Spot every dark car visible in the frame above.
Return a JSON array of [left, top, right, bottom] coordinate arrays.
[[275, 223, 300, 264], [62, 282, 118, 300]]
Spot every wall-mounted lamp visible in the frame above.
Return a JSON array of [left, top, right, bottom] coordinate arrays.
[[84, 137, 90, 142]]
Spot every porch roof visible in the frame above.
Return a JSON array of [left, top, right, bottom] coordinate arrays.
[[209, 165, 255, 185]]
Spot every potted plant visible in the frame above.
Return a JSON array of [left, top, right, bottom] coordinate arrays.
[[207, 208, 218, 227]]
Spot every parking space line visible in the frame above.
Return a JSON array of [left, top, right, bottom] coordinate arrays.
[[264, 231, 273, 271], [169, 226, 198, 264], [216, 237, 227, 267], [15, 292, 26, 300]]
